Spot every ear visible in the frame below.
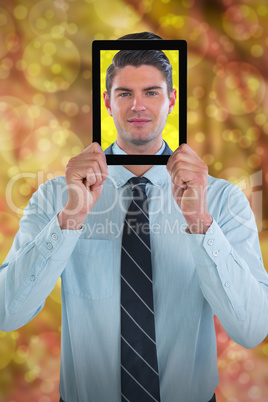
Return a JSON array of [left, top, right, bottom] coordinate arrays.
[[168, 88, 177, 114], [103, 91, 112, 116]]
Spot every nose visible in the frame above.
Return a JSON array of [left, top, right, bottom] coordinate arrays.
[[131, 95, 146, 112]]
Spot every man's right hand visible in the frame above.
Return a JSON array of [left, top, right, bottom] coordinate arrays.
[[58, 142, 108, 230]]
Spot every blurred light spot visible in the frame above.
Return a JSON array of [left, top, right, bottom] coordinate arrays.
[[51, 24, 65, 38], [94, 0, 140, 28], [222, 5, 259, 41], [0, 331, 16, 369], [0, 8, 15, 58], [243, 359, 255, 371], [257, 5, 267, 16], [17, 345, 29, 359], [41, 379, 55, 393], [60, 101, 79, 117], [82, 105, 90, 113], [28, 0, 68, 36], [239, 136, 251, 148], [239, 372, 250, 384], [43, 42, 57, 56], [38, 138, 52, 152], [28, 105, 41, 119], [67, 23, 78, 35], [248, 386, 261, 399], [188, 111, 198, 124], [251, 44, 263, 57], [62, 120, 70, 128], [33, 93, 46, 106], [213, 62, 265, 115], [72, 146, 82, 155], [25, 369, 38, 383], [23, 35, 80, 92], [28, 63, 41, 77], [209, 91, 217, 100], [193, 86, 205, 98], [247, 154, 261, 169], [254, 113, 266, 126], [16, 59, 27, 71], [13, 5, 28, 20], [51, 63, 62, 74], [39, 396, 51, 402], [19, 183, 32, 196], [203, 154, 214, 165], [195, 132, 205, 142], [188, 96, 199, 110], [263, 122, 268, 135], [206, 104, 217, 118], [36, 17, 47, 30], [262, 344, 268, 356], [214, 162, 223, 171]]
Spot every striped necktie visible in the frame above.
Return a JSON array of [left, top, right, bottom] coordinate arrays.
[[121, 177, 161, 402]]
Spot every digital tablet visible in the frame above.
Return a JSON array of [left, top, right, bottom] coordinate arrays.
[[92, 39, 187, 165]]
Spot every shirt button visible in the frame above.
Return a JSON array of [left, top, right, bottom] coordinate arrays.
[[212, 250, 219, 257], [224, 281, 230, 288], [51, 233, 58, 240], [207, 239, 214, 246], [30, 275, 35, 281], [47, 242, 53, 250]]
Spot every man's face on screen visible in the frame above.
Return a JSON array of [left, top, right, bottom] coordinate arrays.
[[103, 64, 176, 153]]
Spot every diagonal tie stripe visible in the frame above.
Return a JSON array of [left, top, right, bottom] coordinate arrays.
[[121, 177, 160, 402]]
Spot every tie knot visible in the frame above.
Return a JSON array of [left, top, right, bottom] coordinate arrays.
[[129, 177, 149, 196]]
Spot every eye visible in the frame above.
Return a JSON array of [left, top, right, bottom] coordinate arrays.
[[146, 91, 158, 96], [119, 92, 131, 97]]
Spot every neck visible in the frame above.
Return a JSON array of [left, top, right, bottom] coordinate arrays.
[[123, 165, 153, 177]]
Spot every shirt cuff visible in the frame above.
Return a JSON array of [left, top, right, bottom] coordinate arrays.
[[185, 219, 232, 266], [35, 214, 83, 261]]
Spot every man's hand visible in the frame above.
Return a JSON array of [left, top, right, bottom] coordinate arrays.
[[166, 143, 213, 234], [58, 142, 108, 230]]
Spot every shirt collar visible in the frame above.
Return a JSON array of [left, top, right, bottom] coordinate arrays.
[[107, 165, 170, 190]]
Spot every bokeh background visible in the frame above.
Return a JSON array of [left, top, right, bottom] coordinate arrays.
[[0, 0, 268, 401]]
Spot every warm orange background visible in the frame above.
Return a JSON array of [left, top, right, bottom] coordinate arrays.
[[0, 1, 268, 401]]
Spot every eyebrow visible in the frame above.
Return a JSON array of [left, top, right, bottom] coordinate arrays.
[[114, 86, 163, 92]]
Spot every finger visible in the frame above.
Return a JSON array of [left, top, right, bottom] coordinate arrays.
[[81, 142, 104, 155], [171, 169, 207, 188], [167, 155, 207, 179], [167, 144, 202, 173]]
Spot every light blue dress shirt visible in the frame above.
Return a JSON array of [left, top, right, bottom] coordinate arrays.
[[0, 162, 268, 402]]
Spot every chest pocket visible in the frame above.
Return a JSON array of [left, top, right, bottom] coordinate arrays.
[[62, 239, 114, 300]]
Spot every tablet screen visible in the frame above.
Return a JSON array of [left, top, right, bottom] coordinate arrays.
[[92, 39, 187, 165]]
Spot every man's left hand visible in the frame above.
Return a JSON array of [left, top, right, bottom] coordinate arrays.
[[166, 143, 213, 234]]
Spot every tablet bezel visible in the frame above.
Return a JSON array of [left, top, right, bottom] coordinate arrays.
[[92, 39, 187, 165]]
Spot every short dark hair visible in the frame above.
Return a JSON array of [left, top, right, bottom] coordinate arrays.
[[105, 32, 173, 98]]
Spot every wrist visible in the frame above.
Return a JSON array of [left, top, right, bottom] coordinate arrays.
[[57, 209, 88, 230], [185, 214, 213, 234]]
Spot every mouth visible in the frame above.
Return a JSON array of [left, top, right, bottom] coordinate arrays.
[[127, 119, 151, 127]]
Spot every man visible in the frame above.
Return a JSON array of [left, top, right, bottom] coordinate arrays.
[[0, 32, 268, 402]]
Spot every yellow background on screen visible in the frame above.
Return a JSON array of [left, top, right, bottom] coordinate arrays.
[[100, 50, 179, 151]]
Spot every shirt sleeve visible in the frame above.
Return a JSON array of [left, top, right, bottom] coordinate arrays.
[[0, 179, 82, 332], [186, 182, 268, 349]]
